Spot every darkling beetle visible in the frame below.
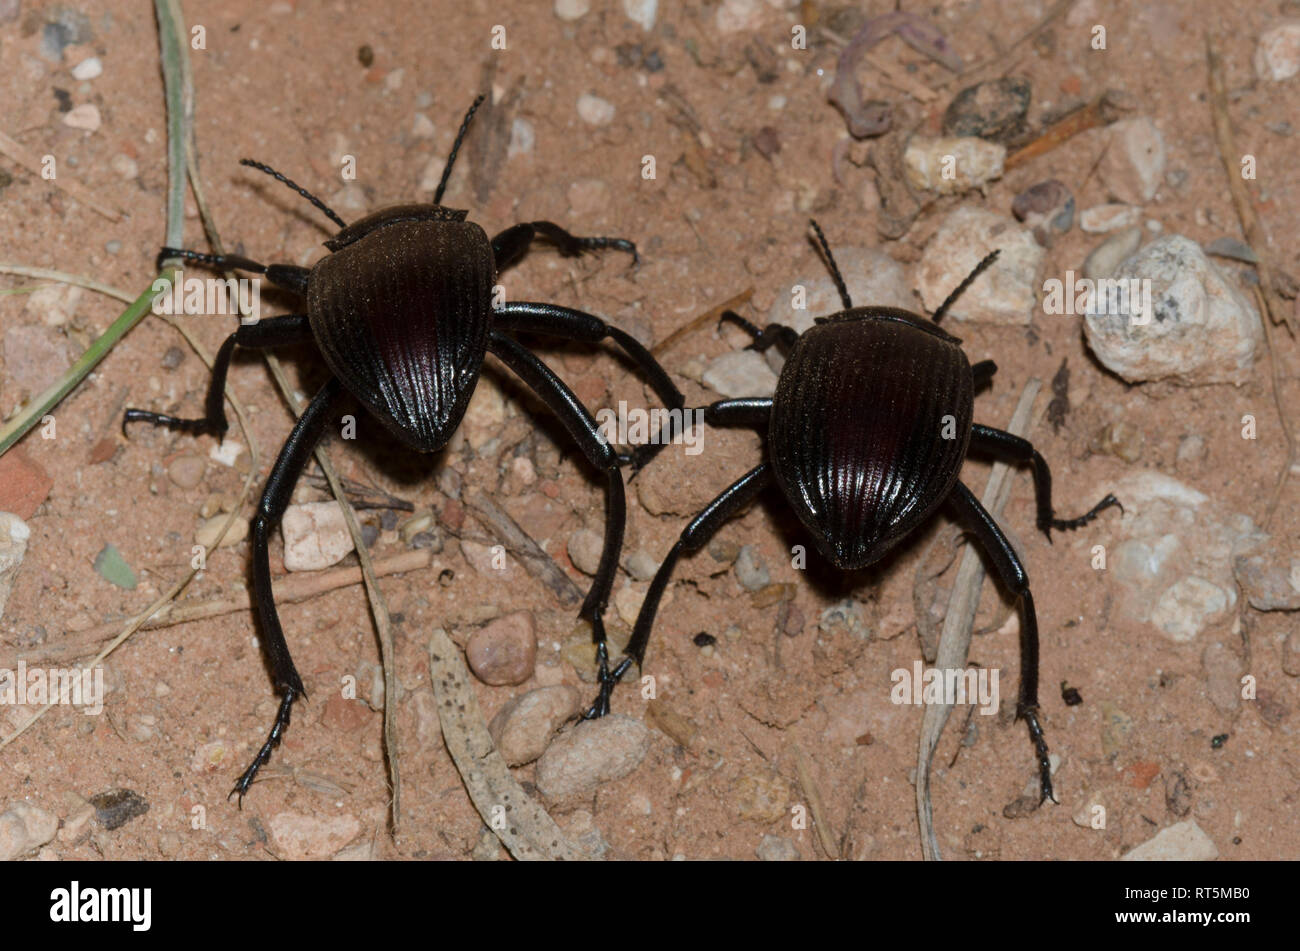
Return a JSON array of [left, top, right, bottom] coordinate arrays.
[[122, 97, 684, 802], [590, 220, 1120, 804]]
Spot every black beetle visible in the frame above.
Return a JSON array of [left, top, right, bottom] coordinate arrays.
[[589, 220, 1120, 803], [123, 98, 683, 801]]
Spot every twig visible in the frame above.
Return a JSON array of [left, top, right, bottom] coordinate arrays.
[[651, 288, 755, 357], [11, 551, 433, 663], [0, 129, 122, 221], [1205, 36, 1293, 336], [916, 378, 1041, 861], [1004, 92, 1128, 170], [1254, 284, 1295, 529], [464, 489, 583, 606], [428, 628, 589, 860]]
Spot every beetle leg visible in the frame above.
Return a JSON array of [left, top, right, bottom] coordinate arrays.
[[704, 398, 773, 430], [967, 424, 1123, 542], [154, 247, 310, 295], [718, 310, 800, 353], [122, 314, 313, 439], [492, 302, 685, 472], [492, 221, 639, 268], [485, 332, 629, 710], [946, 480, 1056, 805], [587, 463, 773, 719], [232, 377, 342, 805]]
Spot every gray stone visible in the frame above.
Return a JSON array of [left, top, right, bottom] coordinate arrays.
[[917, 207, 1043, 325], [703, 349, 778, 398], [756, 834, 801, 860], [1083, 235, 1261, 386], [536, 714, 650, 801], [1099, 117, 1166, 204], [1120, 820, 1218, 861], [0, 801, 58, 860], [1233, 535, 1300, 610], [734, 545, 770, 592], [1099, 471, 1264, 641]]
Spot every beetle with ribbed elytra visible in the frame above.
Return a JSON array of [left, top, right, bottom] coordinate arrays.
[[586, 220, 1120, 804], [122, 97, 683, 802]]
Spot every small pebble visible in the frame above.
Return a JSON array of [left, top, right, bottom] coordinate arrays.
[[734, 769, 789, 822], [280, 501, 354, 570], [507, 117, 534, 158], [1203, 236, 1258, 264], [715, 0, 764, 33], [1090, 421, 1144, 463], [70, 56, 101, 80], [1254, 21, 1300, 81], [1282, 630, 1300, 677], [624, 549, 659, 582], [411, 112, 434, 139], [195, 514, 249, 549], [942, 78, 1031, 143], [734, 545, 770, 592], [554, 0, 590, 20], [488, 684, 581, 765], [1232, 536, 1300, 611], [167, 454, 205, 490], [622, 0, 657, 31], [1080, 203, 1141, 234], [903, 135, 1005, 195], [577, 93, 615, 126], [270, 811, 362, 860], [61, 103, 100, 131], [567, 528, 604, 576], [535, 713, 650, 801], [1099, 117, 1165, 205], [466, 610, 537, 686], [1011, 179, 1074, 246], [88, 788, 149, 831], [756, 834, 800, 861]]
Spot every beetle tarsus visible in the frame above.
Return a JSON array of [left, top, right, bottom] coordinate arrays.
[[229, 689, 298, 808], [1040, 492, 1124, 542], [1017, 702, 1056, 804], [121, 407, 228, 440]]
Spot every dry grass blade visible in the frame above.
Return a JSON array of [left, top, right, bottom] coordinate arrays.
[[428, 628, 589, 860], [651, 288, 755, 356], [916, 378, 1041, 861]]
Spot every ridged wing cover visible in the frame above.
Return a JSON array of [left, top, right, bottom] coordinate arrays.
[[308, 218, 492, 452], [769, 309, 973, 569]]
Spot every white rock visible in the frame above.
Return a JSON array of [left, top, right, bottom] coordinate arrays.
[[0, 802, 58, 860], [195, 514, 249, 550], [70, 56, 102, 80], [1082, 234, 1261, 386], [0, 513, 30, 622], [1254, 21, 1300, 81], [623, 0, 657, 31], [703, 349, 779, 398], [1099, 117, 1165, 204], [554, 0, 591, 20], [410, 112, 435, 139], [1098, 471, 1264, 642], [1121, 820, 1219, 861], [208, 439, 244, 467], [281, 501, 355, 571], [62, 103, 101, 131], [567, 528, 604, 576], [1079, 203, 1141, 234], [917, 206, 1043, 325], [507, 117, 535, 158], [577, 93, 615, 126], [25, 283, 81, 326], [109, 153, 139, 180], [903, 135, 1005, 195], [716, 0, 764, 33], [1082, 227, 1142, 281]]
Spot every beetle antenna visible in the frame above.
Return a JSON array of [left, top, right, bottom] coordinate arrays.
[[933, 249, 1000, 324], [809, 219, 852, 310], [239, 159, 348, 231], [434, 94, 486, 205]]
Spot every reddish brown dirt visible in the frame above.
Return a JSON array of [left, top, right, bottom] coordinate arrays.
[[0, 0, 1296, 861]]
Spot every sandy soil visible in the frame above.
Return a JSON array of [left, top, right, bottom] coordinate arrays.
[[0, 0, 1297, 861]]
